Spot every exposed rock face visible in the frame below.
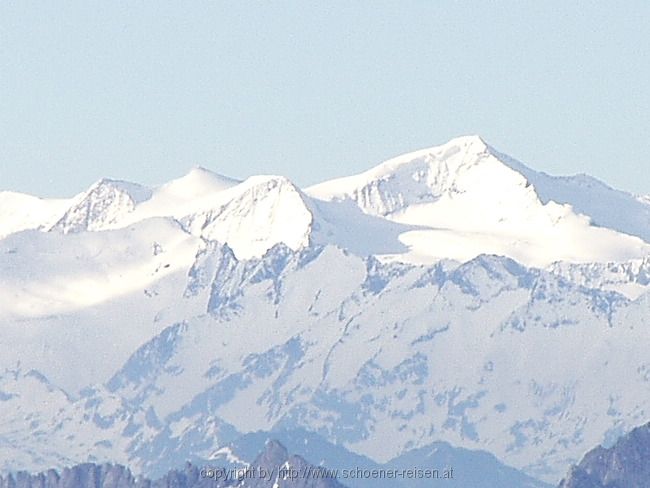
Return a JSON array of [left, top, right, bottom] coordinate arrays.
[[0, 464, 137, 488], [0, 441, 345, 488], [558, 422, 650, 488]]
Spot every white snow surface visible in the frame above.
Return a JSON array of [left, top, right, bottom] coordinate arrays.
[[307, 135, 650, 267], [0, 136, 649, 484], [3, 136, 648, 266], [0, 192, 70, 238]]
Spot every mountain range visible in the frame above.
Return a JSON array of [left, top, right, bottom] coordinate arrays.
[[1, 135, 648, 485], [0, 440, 347, 488]]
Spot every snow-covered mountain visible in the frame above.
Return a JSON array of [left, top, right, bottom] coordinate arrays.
[[0, 136, 648, 485], [4, 135, 649, 266], [307, 135, 650, 266]]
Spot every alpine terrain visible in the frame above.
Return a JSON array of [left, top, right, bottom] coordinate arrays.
[[1, 136, 648, 486], [558, 421, 650, 487]]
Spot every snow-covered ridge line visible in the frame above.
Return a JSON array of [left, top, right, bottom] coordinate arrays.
[[1, 135, 648, 267]]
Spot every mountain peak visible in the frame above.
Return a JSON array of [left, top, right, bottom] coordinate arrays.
[[306, 135, 521, 215], [306, 136, 650, 266], [51, 178, 153, 233], [159, 167, 240, 198], [237, 174, 307, 199], [90, 178, 153, 204], [445, 133, 489, 149], [372, 134, 495, 178], [184, 173, 315, 260], [185, 165, 237, 181]]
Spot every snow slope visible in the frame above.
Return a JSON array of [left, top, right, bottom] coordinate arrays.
[[492, 148, 650, 243], [0, 218, 205, 390], [0, 191, 70, 238]]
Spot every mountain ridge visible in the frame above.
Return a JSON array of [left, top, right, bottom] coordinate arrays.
[[2, 135, 648, 267]]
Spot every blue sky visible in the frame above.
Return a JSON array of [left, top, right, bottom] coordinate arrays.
[[1, 2, 648, 197]]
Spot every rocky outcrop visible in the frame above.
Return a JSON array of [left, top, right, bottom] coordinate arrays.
[[558, 422, 650, 488]]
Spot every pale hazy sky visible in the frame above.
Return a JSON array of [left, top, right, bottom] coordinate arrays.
[[1, 2, 649, 197]]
